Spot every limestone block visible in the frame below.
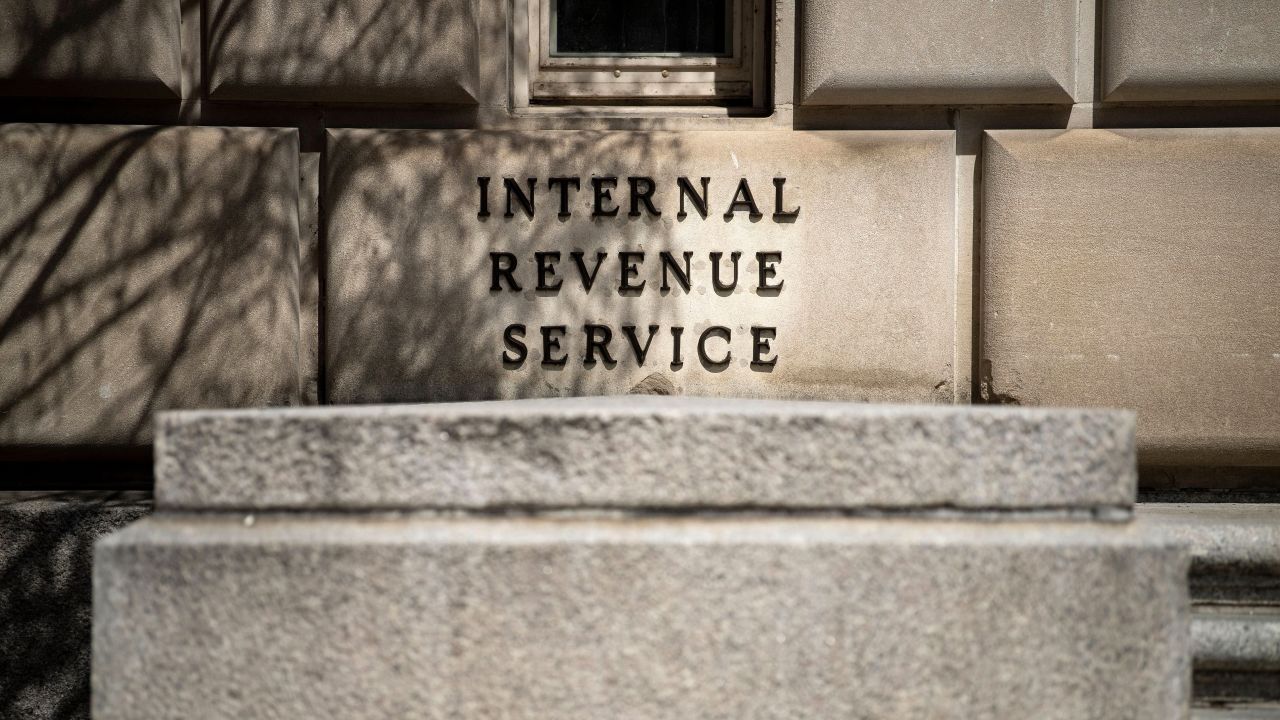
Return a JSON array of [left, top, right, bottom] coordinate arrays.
[[981, 129, 1280, 466], [1103, 0, 1280, 102], [207, 0, 499, 104], [0, 0, 180, 98], [799, 0, 1077, 105], [0, 492, 150, 720], [154, 398, 1136, 511], [0, 124, 303, 445], [326, 130, 956, 404], [94, 516, 1189, 720]]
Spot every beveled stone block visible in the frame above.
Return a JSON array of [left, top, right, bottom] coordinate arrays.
[[207, 0, 495, 103], [0, 124, 303, 445], [0, 0, 180, 98], [1103, 0, 1280, 102], [799, 0, 1077, 105], [982, 129, 1280, 466], [94, 516, 1189, 720], [154, 398, 1136, 511], [326, 130, 957, 404]]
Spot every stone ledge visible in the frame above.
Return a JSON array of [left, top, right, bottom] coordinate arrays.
[[94, 515, 1187, 720], [1194, 611, 1280, 672], [1138, 504, 1280, 577], [155, 397, 1136, 512]]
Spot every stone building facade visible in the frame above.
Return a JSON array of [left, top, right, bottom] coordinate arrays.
[[1, 0, 1278, 716]]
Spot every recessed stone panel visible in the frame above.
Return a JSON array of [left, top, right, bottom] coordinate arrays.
[[326, 130, 956, 404], [0, 0, 180, 98], [0, 124, 303, 445], [1103, 0, 1280, 102], [207, 0, 493, 103], [799, 0, 1077, 105], [982, 129, 1280, 466]]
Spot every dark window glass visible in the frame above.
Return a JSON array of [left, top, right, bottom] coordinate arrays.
[[553, 0, 730, 56]]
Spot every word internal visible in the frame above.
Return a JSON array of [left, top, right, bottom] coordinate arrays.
[[477, 175, 800, 221]]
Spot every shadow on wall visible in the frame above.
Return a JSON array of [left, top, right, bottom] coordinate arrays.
[[0, 0, 180, 98], [325, 130, 685, 402], [0, 492, 151, 720], [0, 124, 302, 446], [206, 0, 486, 103]]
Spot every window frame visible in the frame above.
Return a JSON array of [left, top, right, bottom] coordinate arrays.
[[513, 0, 766, 107]]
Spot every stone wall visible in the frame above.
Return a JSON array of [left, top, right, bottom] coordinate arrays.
[[3, 0, 1279, 716]]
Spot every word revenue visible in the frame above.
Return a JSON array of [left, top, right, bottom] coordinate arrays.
[[477, 176, 800, 221], [489, 250, 783, 294]]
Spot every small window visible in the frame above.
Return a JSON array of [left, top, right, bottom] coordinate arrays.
[[552, 0, 730, 57], [516, 0, 765, 106]]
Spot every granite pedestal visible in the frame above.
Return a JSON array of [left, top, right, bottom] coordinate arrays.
[[93, 398, 1191, 719]]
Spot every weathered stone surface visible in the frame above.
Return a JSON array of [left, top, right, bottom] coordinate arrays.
[[154, 397, 1136, 511], [0, 124, 303, 445], [1138, 504, 1280, 577], [207, 0, 499, 103], [1194, 612, 1280, 672], [326, 130, 956, 404], [94, 516, 1189, 720], [981, 129, 1280, 466], [1103, 0, 1280, 102], [1, 492, 150, 720], [798, 0, 1077, 105], [0, 0, 180, 98]]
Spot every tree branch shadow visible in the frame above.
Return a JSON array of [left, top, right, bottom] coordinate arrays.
[[0, 491, 151, 720], [0, 123, 302, 445]]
